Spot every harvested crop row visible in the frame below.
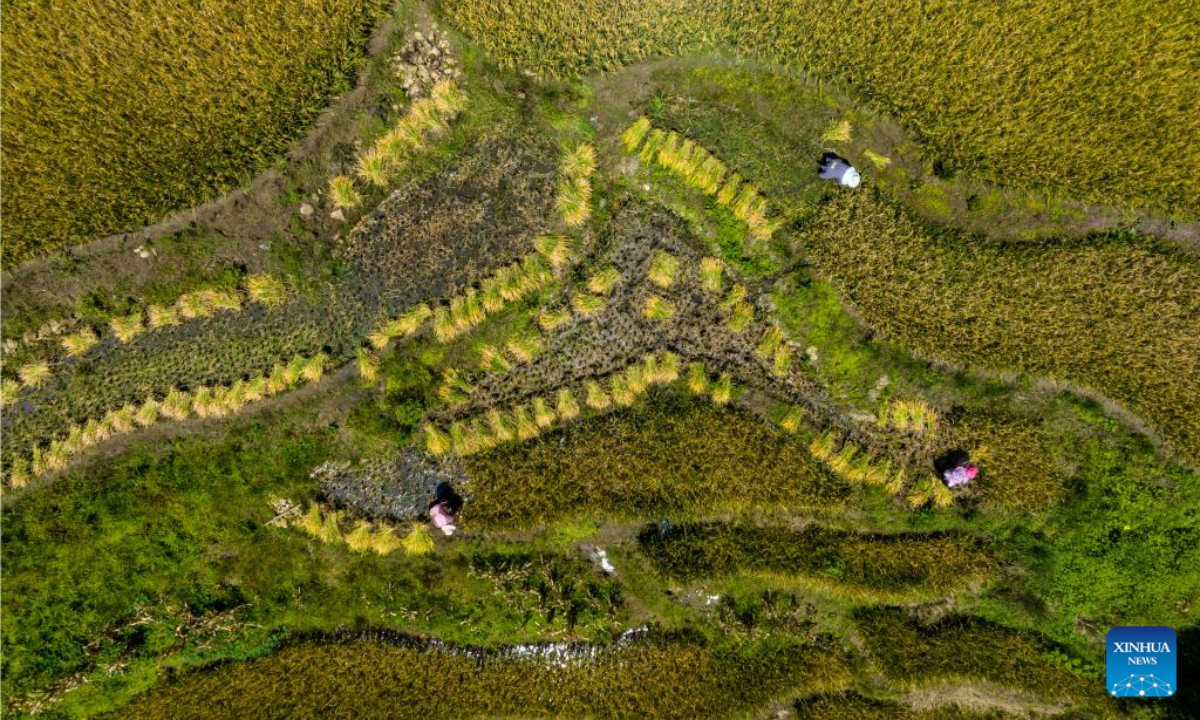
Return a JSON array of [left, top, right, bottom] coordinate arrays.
[[2, 0, 383, 262], [623, 117, 780, 245], [3, 136, 556, 460], [6, 353, 328, 487], [330, 81, 467, 208]]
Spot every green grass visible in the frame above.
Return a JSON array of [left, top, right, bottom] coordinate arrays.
[[1, 0, 384, 263]]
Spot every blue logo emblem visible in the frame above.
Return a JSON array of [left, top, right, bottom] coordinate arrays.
[[1107, 626, 1176, 697]]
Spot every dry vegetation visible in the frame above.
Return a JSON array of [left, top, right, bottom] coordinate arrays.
[[1, 0, 382, 262], [444, 0, 1199, 213]]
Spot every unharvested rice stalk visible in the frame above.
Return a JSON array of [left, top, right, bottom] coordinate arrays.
[[699, 257, 724, 294], [687, 362, 709, 395], [587, 267, 621, 295], [17, 362, 51, 389], [2, 0, 382, 263], [643, 295, 675, 321]]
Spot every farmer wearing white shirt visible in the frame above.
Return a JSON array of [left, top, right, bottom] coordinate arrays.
[[819, 152, 861, 188]]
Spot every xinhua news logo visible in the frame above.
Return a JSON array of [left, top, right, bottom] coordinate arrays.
[[1107, 626, 1176, 697]]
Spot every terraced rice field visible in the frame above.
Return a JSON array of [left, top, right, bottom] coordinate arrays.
[[1, 0, 1197, 717]]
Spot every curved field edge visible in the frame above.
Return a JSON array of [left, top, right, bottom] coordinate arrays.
[[441, 0, 1199, 216], [121, 632, 853, 718], [0, 0, 385, 263], [802, 192, 1200, 464]]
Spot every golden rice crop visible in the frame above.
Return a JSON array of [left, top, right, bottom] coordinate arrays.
[[586, 267, 621, 295], [329, 175, 362, 209], [345, 81, 466, 195], [643, 295, 675, 321], [623, 118, 779, 241], [17, 351, 328, 479], [647, 250, 680, 288], [556, 143, 596, 227], [443, 0, 1198, 212], [572, 293, 606, 317], [699, 257, 724, 294], [17, 362, 51, 389], [808, 192, 1200, 461], [2, 0, 382, 263]]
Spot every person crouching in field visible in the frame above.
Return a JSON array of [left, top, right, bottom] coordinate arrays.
[[429, 481, 463, 536], [818, 152, 861, 188]]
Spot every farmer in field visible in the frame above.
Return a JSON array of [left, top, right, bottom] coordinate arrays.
[[428, 481, 463, 536], [818, 152, 861, 188], [935, 449, 978, 488]]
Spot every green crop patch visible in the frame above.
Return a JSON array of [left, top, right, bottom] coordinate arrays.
[[639, 522, 993, 601], [122, 632, 853, 718], [463, 392, 849, 527]]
